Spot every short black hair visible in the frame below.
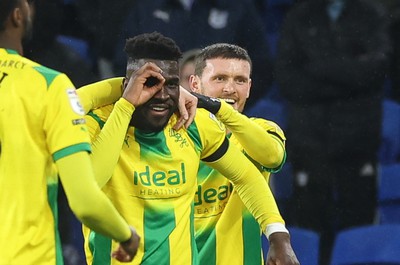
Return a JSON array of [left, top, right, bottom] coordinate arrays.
[[0, 0, 19, 31], [194, 43, 252, 76], [124, 31, 182, 61]]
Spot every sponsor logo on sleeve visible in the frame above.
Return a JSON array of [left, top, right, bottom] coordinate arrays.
[[209, 113, 225, 131], [72, 118, 86, 125], [66, 88, 85, 115]]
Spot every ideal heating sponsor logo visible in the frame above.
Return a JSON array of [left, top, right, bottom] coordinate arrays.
[[194, 183, 233, 215], [133, 162, 187, 197]]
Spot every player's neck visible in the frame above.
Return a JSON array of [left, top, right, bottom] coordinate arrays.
[[0, 33, 23, 55]]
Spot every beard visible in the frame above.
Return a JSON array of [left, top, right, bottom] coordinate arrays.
[[130, 103, 177, 132]]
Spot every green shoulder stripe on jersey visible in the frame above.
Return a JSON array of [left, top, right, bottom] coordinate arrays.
[[53, 143, 91, 161], [186, 122, 203, 153], [87, 111, 106, 129], [5, 49, 18, 54], [142, 205, 176, 264], [89, 231, 112, 265], [135, 130, 171, 158], [33, 65, 61, 88]]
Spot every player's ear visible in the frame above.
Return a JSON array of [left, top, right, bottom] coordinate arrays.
[[122, 77, 128, 91], [246, 78, 252, 99], [189, 74, 200, 93], [11, 6, 23, 27]]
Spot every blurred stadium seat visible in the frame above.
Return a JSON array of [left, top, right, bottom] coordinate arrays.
[[270, 162, 293, 200], [378, 99, 400, 164], [330, 224, 400, 265], [244, 96, 288, 130], [262, 227, 319, 265], [269, 162, 293, 217], [56, 35, 92, 66], [267, 0, 294, 6], [378, 163, 400, 224]]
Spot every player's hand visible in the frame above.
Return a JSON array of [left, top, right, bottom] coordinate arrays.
[[173, 86, 198, 130], [265, 232, 300, 265], [191, 92, 221, 115], [122, 62, 165, 107], [111, 226, 140, 262]]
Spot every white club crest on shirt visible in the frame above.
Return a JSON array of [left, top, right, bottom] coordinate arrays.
[[208, 8, 228, 29], [66, 88, 85, 115]]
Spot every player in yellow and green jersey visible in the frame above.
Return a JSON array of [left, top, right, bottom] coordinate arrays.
[[189, 43, 298, 265], [0, 1, 140, 264], [79, 32, 298, 265]]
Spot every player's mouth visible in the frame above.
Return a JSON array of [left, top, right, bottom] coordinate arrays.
[[148, 104, 170, 115], [220, 98, 236, 105]]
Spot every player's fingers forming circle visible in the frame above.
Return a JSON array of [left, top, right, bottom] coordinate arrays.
[[136, 63, 165, 87]]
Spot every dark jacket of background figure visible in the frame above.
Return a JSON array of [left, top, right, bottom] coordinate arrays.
[[276, 0, 391, 164], [112, 0, 273, 109], [24, 0, 98, 88]]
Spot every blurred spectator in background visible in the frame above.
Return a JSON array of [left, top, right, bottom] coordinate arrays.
[[242, 0, 294, 130], [390, 5, 400, 103], [379, 0, 400, 102], [254, 0, 294, 60], [179, 48, 201, 90], [23, 1, 100, 264], [24, 0, 98, 87], [72, 0, 134, 78], [112, 0, 273, 109], [275, 0, 391, 264]]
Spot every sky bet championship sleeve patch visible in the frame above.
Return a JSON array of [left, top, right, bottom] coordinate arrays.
[[66, 88, 85, 115], [208, 112, 225, 131]]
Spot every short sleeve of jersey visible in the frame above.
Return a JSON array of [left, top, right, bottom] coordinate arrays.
[[43, 72, 91, 161], [192, 109, 228, 160]]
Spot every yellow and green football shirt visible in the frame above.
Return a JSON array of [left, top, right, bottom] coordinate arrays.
[[0, 48, 91, 265], [194, 118, 285, 265], [83, 106, 227, 265]]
